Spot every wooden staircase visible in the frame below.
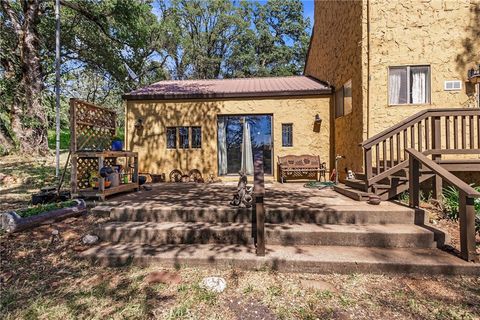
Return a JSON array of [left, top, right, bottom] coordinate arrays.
[[334, 108, 480, 201]]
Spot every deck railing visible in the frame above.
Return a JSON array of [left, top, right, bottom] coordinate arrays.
[[407, 148, 479, 262], [361, 108, 480, 190]]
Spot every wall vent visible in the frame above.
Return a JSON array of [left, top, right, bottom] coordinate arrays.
[[444, 80, 462, 91]]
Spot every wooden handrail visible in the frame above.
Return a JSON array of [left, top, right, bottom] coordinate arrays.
[[406, 148, 479, 262], [361, 108, 480, 188], [406, 149, 480, 197], [361, 108, 477, 149]]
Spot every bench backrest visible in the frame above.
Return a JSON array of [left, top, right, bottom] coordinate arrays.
[[278, 155, 321, 168]]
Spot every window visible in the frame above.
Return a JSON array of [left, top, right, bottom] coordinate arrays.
[[179, 127, 189, 149], [217, 115, 272, 175], [389, 65, 430, 105], [335, 86, 344, 118], [343, 79, 352, 115], [444, 80, 462, 91], [166, 127, 176, 149], [167, 126, 202, 149], [282, 124, 293, 147], [191, 127, 202, 148]]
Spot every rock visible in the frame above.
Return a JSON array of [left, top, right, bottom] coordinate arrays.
[[200, 276, 227, 293], [300, 279, 338, 293], [145, 271, 181, 285], [82, 234, 99, 245]]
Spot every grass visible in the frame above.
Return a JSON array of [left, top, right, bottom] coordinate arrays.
[[1, 153, 480, 319]]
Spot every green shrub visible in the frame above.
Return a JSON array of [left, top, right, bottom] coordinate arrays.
[[17, 200, 76, 218], [47, 130, 70, 150], [442, 185, 480, 234]]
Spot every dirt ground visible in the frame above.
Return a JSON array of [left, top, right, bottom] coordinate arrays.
[[1, 154, 479, 320]]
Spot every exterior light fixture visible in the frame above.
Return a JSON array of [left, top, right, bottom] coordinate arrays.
[[314, 114, 322, 124], [468, 65, 480, 84]]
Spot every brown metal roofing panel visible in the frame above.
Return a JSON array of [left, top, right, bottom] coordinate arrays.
[[122, 76, 331, 100]]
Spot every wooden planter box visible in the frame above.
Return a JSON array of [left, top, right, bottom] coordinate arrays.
[[1, 199, 87, 233]]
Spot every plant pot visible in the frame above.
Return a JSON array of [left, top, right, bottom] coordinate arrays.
[[112, 140, 123, 151]]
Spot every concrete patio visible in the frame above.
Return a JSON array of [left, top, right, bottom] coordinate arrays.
[[82, 182, 480, 275]]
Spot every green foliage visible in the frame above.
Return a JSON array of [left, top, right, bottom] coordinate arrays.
[[442, 185, 480, 234], [17, 200, 77, 218], [47, 130, 71, 150], [158, 0, 310, 79], [1, 0, 311, 152]]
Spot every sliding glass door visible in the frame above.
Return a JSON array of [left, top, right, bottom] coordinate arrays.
[[217, 115, 272, 175]]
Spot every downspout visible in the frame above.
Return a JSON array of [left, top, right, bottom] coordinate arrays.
[[366, 0, 371, 138]]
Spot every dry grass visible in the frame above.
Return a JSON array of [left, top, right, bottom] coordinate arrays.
[[1, 154, 479, 319]]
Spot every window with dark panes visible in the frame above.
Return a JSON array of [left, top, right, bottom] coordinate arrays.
[[335, 87, 344, 118], [191, 127, 202, 148], [179, 127, 189, 149], [282, 124, 293, 147], [166, 127, 177, 149]]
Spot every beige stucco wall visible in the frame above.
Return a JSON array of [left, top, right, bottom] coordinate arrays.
[[368, 0, 480, 136], [125, 96, 331, 181], [305, 0, 480, 176], [304, 0, 366, 177]]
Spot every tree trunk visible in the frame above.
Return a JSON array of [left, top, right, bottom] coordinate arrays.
[[1, 0, 49, 155], [18, 0, 48, 154]]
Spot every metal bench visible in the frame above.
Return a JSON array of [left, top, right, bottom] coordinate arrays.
[[278, 155, 326, 183]]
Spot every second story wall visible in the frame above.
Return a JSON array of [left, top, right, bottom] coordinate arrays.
[[305, 0, 367, 175], [368, 0, 480, 136]]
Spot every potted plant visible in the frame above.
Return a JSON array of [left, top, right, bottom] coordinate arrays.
[[111, 136, 123, 151]]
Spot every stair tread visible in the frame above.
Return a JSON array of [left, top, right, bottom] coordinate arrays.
[[79, 243, 480, 275], [102, 221, 432, 235]]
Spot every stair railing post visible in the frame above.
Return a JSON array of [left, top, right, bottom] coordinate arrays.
[[254, 154, 265, 256], [408, 155, 420, 208], [459, 191, 478, 262], [431, 115, 443, 199], [364, 147, 373, 185]]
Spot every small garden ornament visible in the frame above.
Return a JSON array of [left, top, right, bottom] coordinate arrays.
[[230, 171, 253, 208]]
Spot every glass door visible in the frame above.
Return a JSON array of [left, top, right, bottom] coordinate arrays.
[[217, 115, 272, 175]]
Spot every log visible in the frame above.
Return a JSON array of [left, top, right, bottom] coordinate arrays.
[[1, 199, 87, 233]]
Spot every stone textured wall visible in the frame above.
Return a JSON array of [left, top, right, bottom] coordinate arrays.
[[305, 0, 480, 176], [125, 96, 331, 181], [368, 0, 480, 136], [304, 0, 366, 178]]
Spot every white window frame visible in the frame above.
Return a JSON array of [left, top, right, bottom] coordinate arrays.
[[388, 65, 431, 106], [444, 80, 462, 91]]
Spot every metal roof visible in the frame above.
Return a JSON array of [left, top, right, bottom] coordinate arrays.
[[122, 76, 331, 100]]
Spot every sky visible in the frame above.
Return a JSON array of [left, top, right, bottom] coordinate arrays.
[[302, 0, 315, 25], [153, 0, 315, 26]]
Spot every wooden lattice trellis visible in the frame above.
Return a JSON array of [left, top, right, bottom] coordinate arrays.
[[70, 98, 116, 152], [70, 99, 139, 199]]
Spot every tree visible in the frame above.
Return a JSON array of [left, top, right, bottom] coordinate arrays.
[[158, 0, 310, 79], [0, 0, 164, 154], [1, 0, 50, 154], [226, 0, 311, 77]]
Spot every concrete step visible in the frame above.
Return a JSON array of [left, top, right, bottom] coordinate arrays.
[[345, 179, 368, 191], [333, 184, 371, 201], [97, 222, 436, 248], [106, 205, 420, 225], [79, 243, 480, 276]]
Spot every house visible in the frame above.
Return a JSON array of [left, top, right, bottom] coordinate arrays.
[[123, 77, 332, 182], [124, 1, 479, 187], [304, 0, 480, 180], [80, 0, 480, 269]]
